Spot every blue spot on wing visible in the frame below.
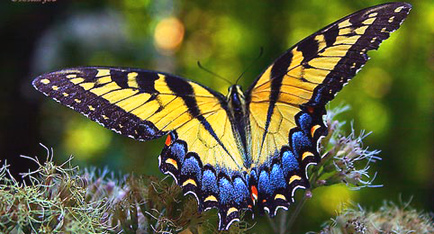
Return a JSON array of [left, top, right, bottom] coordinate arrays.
[[291, 131, 312, 157], [170, 142, 186, 163], [270, 164, 286, 190], [202, 170, 218, 193], [138, 122, 156, 136], [312, 86, 327, 104], [258, 171, 272, 195], [218, 177, 234, 205], [181, 157, 201, 182], [282, 150, 299, 175], [233, 177, 249, 203], [298, 113, 313, 134]]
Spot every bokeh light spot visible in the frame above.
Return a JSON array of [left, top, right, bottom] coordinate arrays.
[[154, 17, 184, 53], [358, 101, 390, 135], [361, 67, 392, 98], [318, 184, 356, 214], [64, 118, 112, 160], [215, 16, 243, 53]]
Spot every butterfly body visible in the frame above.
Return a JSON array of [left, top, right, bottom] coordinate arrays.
[[226, 85, 251, 167], [32, 2, 411, 230]]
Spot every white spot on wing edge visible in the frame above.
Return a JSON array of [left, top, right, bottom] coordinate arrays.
[[263, 207, 270, 214], [368, 12, 378, 18], [305, 161, 317, 179], [317, 135, 326, 158], [291, 185, 306, 198], [184, 190, 200, 206], [161, 166, 178, 184], [388, 16, 395, 23], [225, 218, 240, 230], [40, 78, 50, 84], [273, 205, 289, 216], [394, 6, 404, 13], [218, 212, 222, 230]]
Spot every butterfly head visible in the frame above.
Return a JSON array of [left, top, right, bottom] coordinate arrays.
[[227, 85, 245, 112]]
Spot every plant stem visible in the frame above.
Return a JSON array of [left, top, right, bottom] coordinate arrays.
[[285, 192, 308, 232], [279, 210, 287, 234], [267, 214, 279, 233]]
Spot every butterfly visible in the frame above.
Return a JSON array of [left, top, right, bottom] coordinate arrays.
[[32, 2, 411, 230]]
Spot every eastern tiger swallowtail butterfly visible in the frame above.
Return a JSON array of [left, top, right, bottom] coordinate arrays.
[[32, 2, 411, 230]]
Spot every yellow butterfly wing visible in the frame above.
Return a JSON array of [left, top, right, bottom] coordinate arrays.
[[247, 2, 411, 164], [245, 2, 411, 213], [33, 67, 245, 170]]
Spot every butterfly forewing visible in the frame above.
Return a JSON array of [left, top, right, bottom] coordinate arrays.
[[246, 2, 411, 165], [33, 67, 245, 169]]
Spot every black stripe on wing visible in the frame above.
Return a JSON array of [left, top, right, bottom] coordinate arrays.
[[33, 68, 166, 141], [164, 75, 234, 158], [305, 2, 412, 106]]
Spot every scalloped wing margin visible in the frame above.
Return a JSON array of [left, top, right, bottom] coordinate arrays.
[[159, 107, 325, 230]]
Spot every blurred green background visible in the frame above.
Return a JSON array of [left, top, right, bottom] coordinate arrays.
[[0, 0, 432, 232]]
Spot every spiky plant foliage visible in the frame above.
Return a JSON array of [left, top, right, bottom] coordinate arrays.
[[320, 201, 434, 233], [0, 148, 217, 233], [312, 105, 382, 190], [0, 153, 112, 233]]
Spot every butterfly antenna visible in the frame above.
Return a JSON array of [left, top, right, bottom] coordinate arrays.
[[235, 47, 264, 85], [197, 61, 233, 86]]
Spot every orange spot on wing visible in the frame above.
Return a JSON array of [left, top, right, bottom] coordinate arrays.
[[165, 134, 172, 146], [307, 106, 315, 114], [251, 186, 258, 201], [165, 158, 178, 170], [310, 125, 321, 137]]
